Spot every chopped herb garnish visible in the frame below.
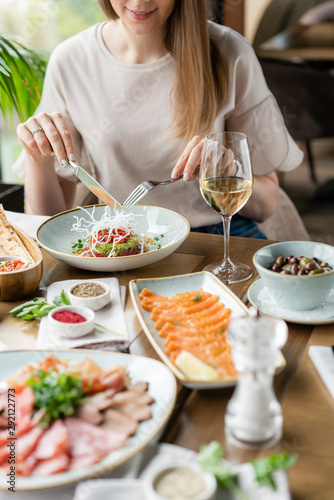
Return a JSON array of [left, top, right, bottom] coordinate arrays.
[[71, 239, 85, 251], [26, 369, 84, 427], [192, 294, 202, 302]]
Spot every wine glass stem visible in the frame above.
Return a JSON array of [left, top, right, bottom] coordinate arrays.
[[222, 215, 233, 266]]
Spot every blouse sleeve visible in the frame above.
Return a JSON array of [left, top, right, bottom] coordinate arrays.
[[12, 46, 86, 182], [222, 28, 304, 176]]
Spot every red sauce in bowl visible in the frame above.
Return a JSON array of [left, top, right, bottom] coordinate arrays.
[[52, 311, 87, 323]]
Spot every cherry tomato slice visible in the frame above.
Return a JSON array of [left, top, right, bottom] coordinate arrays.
[[90, 228, 130, 245]]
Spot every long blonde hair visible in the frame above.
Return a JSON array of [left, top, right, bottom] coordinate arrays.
[[98, 0, 227, 144]]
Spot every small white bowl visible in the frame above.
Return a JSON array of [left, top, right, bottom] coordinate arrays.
[[143, 461, 217, 500], [0, 255, 28, 272], [67, 280, 110, 311], [48, 305, 95, 338]]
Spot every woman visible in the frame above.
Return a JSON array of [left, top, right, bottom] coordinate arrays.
[[14, 0, 303, 238]]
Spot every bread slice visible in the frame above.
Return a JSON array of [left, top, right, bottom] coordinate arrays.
[[0, 205, 34, 266]]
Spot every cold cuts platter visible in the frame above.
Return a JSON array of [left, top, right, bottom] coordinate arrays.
[[0, 350, 177, 490]]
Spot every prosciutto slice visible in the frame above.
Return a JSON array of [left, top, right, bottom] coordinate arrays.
[[32, 454, 70, 476], [17, 426, 44, 461], [65, 417, 127, 461], [34, 420, 69, 460]]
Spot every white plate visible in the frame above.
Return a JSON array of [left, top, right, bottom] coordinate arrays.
[[36, 204, 190, 272], [74, 479, 145, 500], [248, 279, 334, 325], [0, 350, 177, 491], [129, 271, 250, 390]]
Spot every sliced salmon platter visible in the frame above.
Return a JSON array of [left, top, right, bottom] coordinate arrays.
[[0, 350, 176, 490], [130, 272, 285, 389]]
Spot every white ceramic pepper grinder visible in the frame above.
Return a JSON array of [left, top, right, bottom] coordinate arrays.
[[225, 309, 288, 449]]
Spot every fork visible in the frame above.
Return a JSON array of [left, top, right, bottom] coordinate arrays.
[[122, 169, 199, 210]]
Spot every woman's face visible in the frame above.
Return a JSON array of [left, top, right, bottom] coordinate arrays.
[[109, 0, 176, 36]]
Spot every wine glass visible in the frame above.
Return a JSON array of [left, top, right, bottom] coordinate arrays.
[[199, 131, 253, 284]]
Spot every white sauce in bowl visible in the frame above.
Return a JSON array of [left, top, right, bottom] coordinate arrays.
[[153, 466, 207, 500]]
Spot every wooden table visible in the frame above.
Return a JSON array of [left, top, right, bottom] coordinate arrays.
[[256, 22, 334, 64], [0, 232, 333, 499]]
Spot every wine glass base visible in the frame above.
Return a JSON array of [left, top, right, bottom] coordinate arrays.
[[203, 262, 253, 285]]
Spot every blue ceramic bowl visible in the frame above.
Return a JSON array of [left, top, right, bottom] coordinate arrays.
[[253, 241, 334, 311]]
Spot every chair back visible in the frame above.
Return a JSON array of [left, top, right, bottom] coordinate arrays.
[[260, 59, 334, 142]]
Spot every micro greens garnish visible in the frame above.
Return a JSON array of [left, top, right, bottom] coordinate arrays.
[[197, 441, 297, 500], [71, 239, 85, 251]]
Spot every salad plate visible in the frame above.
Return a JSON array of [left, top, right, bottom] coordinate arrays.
[[248, 279, 334, 325], [0, 349, 177, 490], [36, 204, 190, 272], [130, 271, 250, 390]]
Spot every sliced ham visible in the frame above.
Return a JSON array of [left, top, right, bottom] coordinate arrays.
[[65, 417, 127, 460], [0, 415, 7, 429], [82, 388, 117, 411], [34, 420, 69, 460], [17, 426, 44, 461], [76, 386, 131, 425], [0, 391, 7, 413], [112, 390, 154, 406], [0, 445, 8, 464], [0, 386, 35, 447], [0, 417, 31, 447], [111, 402, 152, 422], [128, 381, 148, 393], [102, 408, 138, 437], [77, 402, 104, 426], [32, 454, 70, 476], [17, 386, 35, 423], [69, 454, 101, 470], [16, 455, 37, 477], [102, 372, 127, 392], [0, 386, 37, 446]]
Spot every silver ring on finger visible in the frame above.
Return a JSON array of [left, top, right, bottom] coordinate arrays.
[[31, 127, 43, 137]]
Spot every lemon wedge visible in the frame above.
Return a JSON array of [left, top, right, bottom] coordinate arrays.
[[175, 350, 220, 381]]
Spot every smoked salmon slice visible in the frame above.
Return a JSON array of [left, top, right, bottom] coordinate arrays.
[[140, 288, 237, 379]]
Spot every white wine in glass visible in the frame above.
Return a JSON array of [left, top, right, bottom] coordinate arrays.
[[199, 131, 253, 284]]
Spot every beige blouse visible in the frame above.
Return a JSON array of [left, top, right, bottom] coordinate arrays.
[[13, 21, 303, 227]]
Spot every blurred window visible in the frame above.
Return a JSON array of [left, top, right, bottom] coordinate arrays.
[[0, 0, 105, 183]]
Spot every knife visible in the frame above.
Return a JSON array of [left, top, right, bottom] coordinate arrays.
[[62, 160, 121, 211]]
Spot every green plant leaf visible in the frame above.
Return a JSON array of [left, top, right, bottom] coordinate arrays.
[[0, 33, 48, 127]]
